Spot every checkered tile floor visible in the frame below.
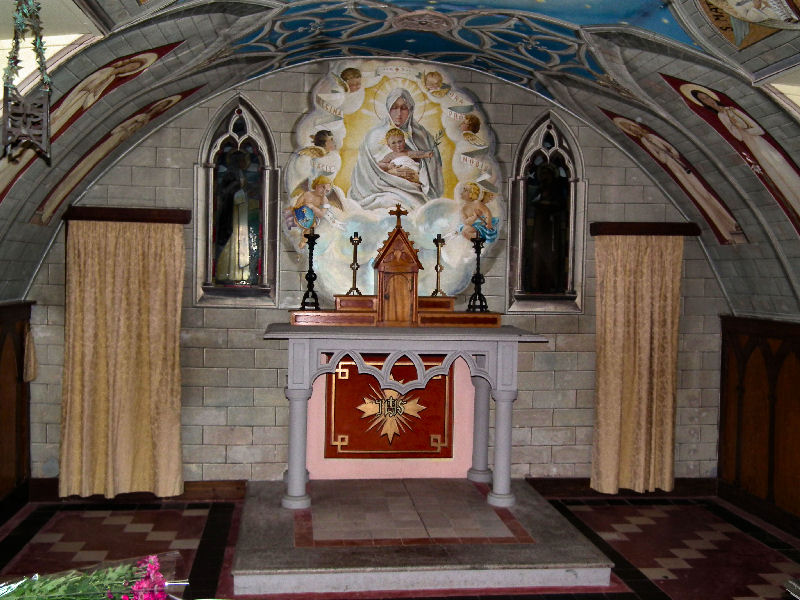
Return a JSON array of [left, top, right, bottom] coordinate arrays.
[[1, 506, 207, 577], [553, 498, 800, 600], [0, 501, 236, 599], [2, 484, 799, 600]]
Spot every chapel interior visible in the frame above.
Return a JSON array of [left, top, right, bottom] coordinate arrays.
[[2, 1, 800, 599]]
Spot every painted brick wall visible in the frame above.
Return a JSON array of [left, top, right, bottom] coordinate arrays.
[[25, 63, 724, 484]]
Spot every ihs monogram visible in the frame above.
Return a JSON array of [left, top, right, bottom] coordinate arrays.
[[357, 385, 426, 444]]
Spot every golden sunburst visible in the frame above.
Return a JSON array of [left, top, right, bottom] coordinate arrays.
[[357, 384, 427, 444]]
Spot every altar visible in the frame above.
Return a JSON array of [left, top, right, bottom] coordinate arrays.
[[264, 324, 547, 509]]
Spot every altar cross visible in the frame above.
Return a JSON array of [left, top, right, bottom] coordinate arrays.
[[389, 203, 408, 229]]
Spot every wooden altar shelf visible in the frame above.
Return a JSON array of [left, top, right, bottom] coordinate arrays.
[[291, 294, 501, 327]]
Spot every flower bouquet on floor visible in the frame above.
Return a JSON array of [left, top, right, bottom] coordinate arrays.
[[0, 551, 188, 600]]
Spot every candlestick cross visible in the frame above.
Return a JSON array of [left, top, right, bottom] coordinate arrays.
[[431, 233, 446, 297], [346, 231, 363, 296]]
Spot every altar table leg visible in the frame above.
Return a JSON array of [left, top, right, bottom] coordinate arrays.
[[488, 391, 516, 507], [467, 376, 492, 483], [283, 387, 312, 509]]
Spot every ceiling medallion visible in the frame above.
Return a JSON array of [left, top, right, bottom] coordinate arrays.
[[392, 10, 455, 32]]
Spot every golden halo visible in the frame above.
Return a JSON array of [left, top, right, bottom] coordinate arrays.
[[371, 77, 428, 124], [612, 116, 642, 136], [113, 52, 157, 77], [680, 83, 719, 106]]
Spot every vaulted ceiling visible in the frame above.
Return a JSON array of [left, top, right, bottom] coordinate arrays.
[[2, 0, 800, 318]]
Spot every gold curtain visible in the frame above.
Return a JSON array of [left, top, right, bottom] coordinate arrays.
[[60, 220, 184, 498], [591, 235, 683, 494]]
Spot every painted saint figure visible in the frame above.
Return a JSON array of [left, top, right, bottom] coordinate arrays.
[[35, 93, 191, 224], [2, 46, 173, 204], [678, 82, 800, 227], [50, 53, 158, 135], [705, 0, 799, 23], [612, 115, 746, 245], [349, 88, 443, 211], [215, 149, 261, 284]]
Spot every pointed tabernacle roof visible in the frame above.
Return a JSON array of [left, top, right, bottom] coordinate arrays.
[[374, 204, 424, 270]]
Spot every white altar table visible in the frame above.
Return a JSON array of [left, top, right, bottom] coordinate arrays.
[[264, 324, 547, 509]]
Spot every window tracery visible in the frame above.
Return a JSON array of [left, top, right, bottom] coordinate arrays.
[[508, 115, 584, 313], [195, 98, 278, 304]]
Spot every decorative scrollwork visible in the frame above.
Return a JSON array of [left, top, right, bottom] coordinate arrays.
[[2, 0, 51, 160], [223, 1, 604, 94]]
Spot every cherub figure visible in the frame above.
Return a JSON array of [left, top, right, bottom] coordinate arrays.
[[378, 127, 434, 184], [422, 71, 449, 97], [299, 129, 336, 158], [461, 114, 480, 134], [460, 182, 498, 242], [293, 129, 341, 187], [291, 176, 342, 245], [460, 113, 486, 146], [340, 67, 362, 92]]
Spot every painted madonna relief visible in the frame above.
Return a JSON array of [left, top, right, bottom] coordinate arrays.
[[284, 60, 502, 298]]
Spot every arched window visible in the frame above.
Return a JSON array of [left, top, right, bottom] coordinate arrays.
[[508, 115, 585, 313], [195, 97, 279, 304]]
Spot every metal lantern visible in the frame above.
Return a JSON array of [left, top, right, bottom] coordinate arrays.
[[2, 0, 51, 161]]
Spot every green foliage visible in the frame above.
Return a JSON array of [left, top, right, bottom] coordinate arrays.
[[0, 562, 138, 600], [3, 0, 51, 88]]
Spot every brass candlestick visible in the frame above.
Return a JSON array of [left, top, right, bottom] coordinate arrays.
[[431, 233, 445, 296], [346, 231, 362, 296]]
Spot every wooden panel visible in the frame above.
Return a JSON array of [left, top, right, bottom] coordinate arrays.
[[0, 334, 18, 498], [0, 302, 32, 501], [417, 312, 501, 327], [417, 296, 455, 311], [720, 316, 800, 517], [380, 273, 415, 325], [774, 352, 800, 513], [334, 295, 377, 312], [718, 343, 739, 484], [739, 348, 769, 499], [291, 311, 377, 327], [324, 354, 454, 459]]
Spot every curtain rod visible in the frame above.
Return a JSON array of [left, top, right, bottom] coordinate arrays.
[[590, 222, 701, 236], [62, 206, 191, 224]]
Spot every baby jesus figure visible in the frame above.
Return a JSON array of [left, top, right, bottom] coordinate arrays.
[[378, 128, 434, 185]]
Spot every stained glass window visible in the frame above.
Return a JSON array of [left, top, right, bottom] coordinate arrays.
[[196, 100, 278, 303]]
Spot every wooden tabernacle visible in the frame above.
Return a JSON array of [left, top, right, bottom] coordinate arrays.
[[291, 204, 500, 327]]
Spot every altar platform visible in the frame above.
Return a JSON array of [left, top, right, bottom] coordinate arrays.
[[231, 479, 613, 596]]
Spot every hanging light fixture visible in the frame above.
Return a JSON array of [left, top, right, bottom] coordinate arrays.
[[2, 0, 51, 161]]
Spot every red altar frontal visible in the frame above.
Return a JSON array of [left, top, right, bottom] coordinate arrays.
[[324, 354, 455, 459]]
